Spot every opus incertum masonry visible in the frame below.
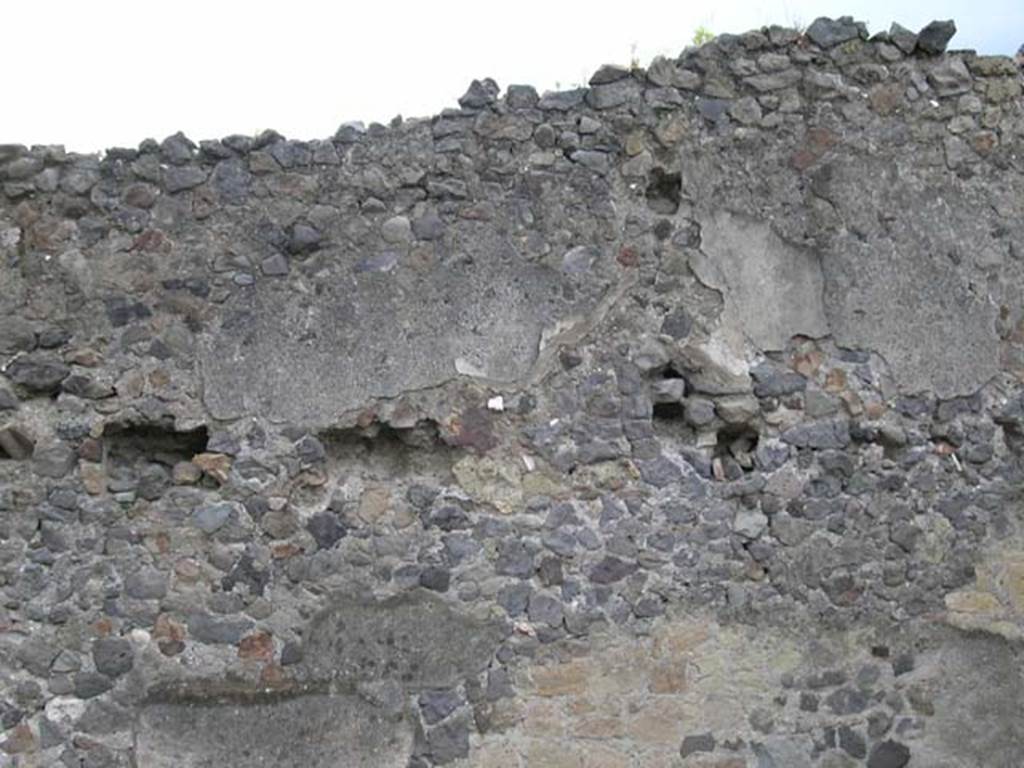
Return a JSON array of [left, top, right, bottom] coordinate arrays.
[[1, 15, 1022, 768]]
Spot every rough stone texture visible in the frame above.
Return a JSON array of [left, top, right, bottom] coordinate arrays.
[[0, 14, 1023, 768]]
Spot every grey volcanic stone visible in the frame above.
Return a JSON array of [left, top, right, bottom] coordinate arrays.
[[806, 17, 864, 48], [867, 740, 910, 768], [418, 566, 451, 592], [4, 354, 69, 393], [287, 222, 322, 254], [889, 23, 917, 53], [74, 672, 114, 699], [412, 212, 445, 240], [16, 638, 59, 676], [506, 84, 539, 109], [125, 568, 169, 600], [186, 614, 253, 645], [782, 419, 851, 449], [838, 725, 866, 758], [163, 166, 207, 193], [586, 80, 638, 110], [660, 308, 692, 340], [210, 158, 250, 204], [32, 444, 77, 478], [527, 593, 564, 626], [458, 78, 499, 109], [824, 687, 867, 715], [589, 64, 631, 85], [916, 20, 956, 54], [261, 253, 289, 276], [424, 713, 471, 763], [418, 689, 463, 725], [590, 556, 637, 584], [680, 732, 715, 757], [0, 318, 36, 354], [0, 387, 17, 410], [637, 456, 682, 487], [191, 502, 237, 534], [306, 511, 347, 550], [538, 88, 586, 111], [92, 637, 133, 678], [752, 364, 807, 397], [160, 132, 196, 164]]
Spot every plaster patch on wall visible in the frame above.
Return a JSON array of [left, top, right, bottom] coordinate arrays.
[[693, 211, 829, 352], [135, 692, 412, 768]]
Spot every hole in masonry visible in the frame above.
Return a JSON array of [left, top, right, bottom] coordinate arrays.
[[660, 364, 685, 380], [99, 421, 211, 500], [713, 423, 760, 479], [104, 423, 210, 467], [652, 402, 686, 420], [317, 420, 456, 480], [645, 168, 682, 215]]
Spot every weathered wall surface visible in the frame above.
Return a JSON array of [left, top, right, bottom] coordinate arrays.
[[0, 15, 1023, 768]]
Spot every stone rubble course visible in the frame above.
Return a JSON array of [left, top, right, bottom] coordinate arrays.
[[0, 14, 1023, 768]]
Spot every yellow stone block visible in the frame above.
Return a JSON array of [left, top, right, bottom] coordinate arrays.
[[651, 622, 710, 658], [463, 741, 522, 768], [523, 699, 565, 737], [944, 589, 1002, 615], [524, 740, 583, 768], [486, 698, 526, 732], [532, 660, 591, 697], [453, 455, 523, 515], [357, 486, 391, 524], [571, 714, 625, 740], [999, 557, 1024, 613], [647, 660, 688, 694], [586, 744, 634, 768], [624, 699, 691, 745], [80, 461, 106, 495], [191, 451, 231, 483], [624, 131, 647, 157]]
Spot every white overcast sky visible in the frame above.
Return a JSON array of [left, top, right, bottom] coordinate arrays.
[[3, 1, 1021, 153]]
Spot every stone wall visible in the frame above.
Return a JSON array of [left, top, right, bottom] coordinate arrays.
[[0, 15, 1022, 768]]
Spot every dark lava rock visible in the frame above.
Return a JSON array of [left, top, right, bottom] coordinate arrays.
[[4, 355, 70, 394], [867, 740, 911, 768], [589, 556, 637, 584], [92, 637, 134, 678], [916, 20, 956, 55], [73, 672, 114, 699], [418, 689, 463, 725], [306, 511, 347, 550], [419, 566, 451, 593], [680, 732, 715, 757], [806, 17, 864, 48], [458, 78, 499, 109]]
